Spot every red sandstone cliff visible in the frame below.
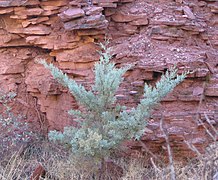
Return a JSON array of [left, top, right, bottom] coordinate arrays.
[[0, 0, 217, 158]]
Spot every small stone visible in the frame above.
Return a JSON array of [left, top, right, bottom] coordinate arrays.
[[198, 1, 207, 7], [116, 94, 127, 100], [64, 14, 108, 30], [42, 9, 59, 16], [131, 81, 144, 87], [22, 17, 49, 28], [129, 7, 138, 14], [129, 18, 149, 26], [0, 7, 13, 14], [30, 164, 45, 180], [183, 6, 195, 20], [193, 87, 204, 96], [41, 5, 60, 11], [129, 91, 138, 95], [14, 7, 44, 16], [144, 127, 154, 134], [59, 8, 85, 22], [98, 2, 117, 8], [85, 6, 103, 16], [154, 7, 163, 13]]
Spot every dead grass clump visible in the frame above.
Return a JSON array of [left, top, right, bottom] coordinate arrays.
[[0, 148, 39, 180], [116, 142, 217, 180], [0, 140, 217, 180]]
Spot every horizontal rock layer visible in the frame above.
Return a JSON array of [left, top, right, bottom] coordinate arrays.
[[0, 0, 217, 160]]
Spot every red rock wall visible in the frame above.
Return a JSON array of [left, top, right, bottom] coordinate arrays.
[[0, 0, 217, 158]]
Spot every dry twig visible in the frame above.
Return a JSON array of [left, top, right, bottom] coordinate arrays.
[[160, 116, 176, 180]]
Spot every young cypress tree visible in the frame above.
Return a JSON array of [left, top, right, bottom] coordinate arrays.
[[40, 43, 187, 160]]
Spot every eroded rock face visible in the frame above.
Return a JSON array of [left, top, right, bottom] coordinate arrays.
[[0, 0, 217, 159]]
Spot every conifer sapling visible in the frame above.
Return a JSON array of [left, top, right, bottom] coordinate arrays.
[[40, 43, 187, 160]]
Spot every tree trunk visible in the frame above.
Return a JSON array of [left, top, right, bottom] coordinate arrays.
[[99, 157, 105, 180]]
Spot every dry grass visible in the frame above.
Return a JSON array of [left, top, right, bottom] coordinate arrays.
[[119, 142, 218, 180], [0, 148, 36, 180], [0, 141, 217, 180], [147, 143, 218, 180]]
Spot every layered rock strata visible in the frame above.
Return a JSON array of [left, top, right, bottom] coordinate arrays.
[[0, 0, 217, 159]]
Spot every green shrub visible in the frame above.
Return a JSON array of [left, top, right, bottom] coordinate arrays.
[[40, 43, 187, 160], [0, 90, 34, 159]]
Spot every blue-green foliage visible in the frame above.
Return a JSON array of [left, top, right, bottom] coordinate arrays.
[[0, 90, 34, 157], [40, 43, 187, 159]]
